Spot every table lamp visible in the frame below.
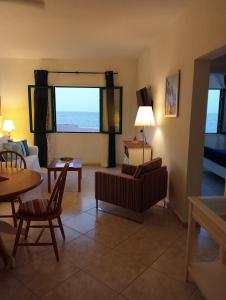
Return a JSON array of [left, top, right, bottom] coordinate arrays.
[[134, 106, 155, 163], [2, 120, 15, 137]]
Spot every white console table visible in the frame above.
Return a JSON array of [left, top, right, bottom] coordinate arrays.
[[123, 140, 152, 165], [185, 196, 226, 300]]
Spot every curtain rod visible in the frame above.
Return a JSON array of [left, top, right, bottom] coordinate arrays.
[[48, 71, 118, 75]]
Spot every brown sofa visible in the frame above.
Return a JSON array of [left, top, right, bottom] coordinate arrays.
[[95, 158, 168, 218]]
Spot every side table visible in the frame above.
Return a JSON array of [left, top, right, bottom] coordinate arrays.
[[185, 196, 226, 300], [47, 158, 82, 193], [123, 140, 152, 165]]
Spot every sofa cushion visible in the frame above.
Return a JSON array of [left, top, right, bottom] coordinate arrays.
[[3, 141, 23, 156], [3, 140, 30, 156], [134, 157, 162, 178]]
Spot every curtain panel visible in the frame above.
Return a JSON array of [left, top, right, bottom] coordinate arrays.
[[105, 71, 116, 167], [34, 70, 48, 167]]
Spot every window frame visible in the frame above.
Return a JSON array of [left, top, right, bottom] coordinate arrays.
[[28, 85, 123, 134]]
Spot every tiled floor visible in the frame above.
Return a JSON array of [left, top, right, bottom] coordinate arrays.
[[0, 166, 218, 299], [201, 169, 224, 196]]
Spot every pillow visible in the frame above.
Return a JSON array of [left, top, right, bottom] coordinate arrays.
[[133, 165, 143, 179], [3, 141, 23, 156], [3, 140, 30, 156], [19, 140, 30, 156], [134, 157, 162, 179], [143, 157, 162, 172]]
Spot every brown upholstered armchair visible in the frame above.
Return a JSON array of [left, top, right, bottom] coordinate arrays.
[[95, 158, 168, 219]]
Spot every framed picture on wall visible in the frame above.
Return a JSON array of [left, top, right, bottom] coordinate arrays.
[[165, 70, 180, 117]]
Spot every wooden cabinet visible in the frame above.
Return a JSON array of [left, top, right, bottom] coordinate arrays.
[[123, 140, 152, 165], [185, 196, 226, 300]]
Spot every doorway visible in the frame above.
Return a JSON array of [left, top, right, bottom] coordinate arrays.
[[186, 47, 226, 215], [202, 66, 226, 196]]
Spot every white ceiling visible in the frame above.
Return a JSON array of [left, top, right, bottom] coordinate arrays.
[[0, 0, 191, 59]]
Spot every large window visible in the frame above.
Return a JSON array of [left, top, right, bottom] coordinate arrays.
[[205, 89, 221, 133], [28, 85, 123, 134], [55, 87, 100, 132]]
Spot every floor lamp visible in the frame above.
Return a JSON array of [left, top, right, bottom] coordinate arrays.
[[134, 106, 155, 163]]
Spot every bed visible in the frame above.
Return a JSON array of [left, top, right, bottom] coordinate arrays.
[[203, 146, 226, 178]]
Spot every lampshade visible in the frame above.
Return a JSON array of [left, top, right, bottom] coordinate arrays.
[[3, 120, 15, 132], [134, 106, 155, 127]]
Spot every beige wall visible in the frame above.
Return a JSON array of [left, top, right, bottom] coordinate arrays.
[[0, 58, 137, 164], [137, 0, 226, 221]]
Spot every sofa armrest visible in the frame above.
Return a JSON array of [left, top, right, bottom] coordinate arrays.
[[121, 164, 137, 176], [95, 171, 143, 212], [28, 145, 39, 156], [142, 166, 168, 211]]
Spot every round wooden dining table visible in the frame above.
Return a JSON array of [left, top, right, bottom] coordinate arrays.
[[0, 167, 43, 267], [0, 167, 43, 200]]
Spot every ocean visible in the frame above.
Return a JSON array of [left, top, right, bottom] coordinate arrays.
[[56, 111, 99, 132]]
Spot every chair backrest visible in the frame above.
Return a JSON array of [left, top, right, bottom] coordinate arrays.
[[47, 163, 69, 214], [0, 150, 27, 169]]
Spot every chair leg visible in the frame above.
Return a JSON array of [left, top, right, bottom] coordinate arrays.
[[12, 219, 23, 257], [96, 199, 98, 209], [49, 220, 59, 262], [11, 200, 17, 228], [57, 216, 65, 240], [24, 221, 31, 240]]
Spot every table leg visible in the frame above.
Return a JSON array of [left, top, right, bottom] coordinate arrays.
[[48, 170, 51, 193], [54, 171, 57, 180], [78, 169, 81, 192]]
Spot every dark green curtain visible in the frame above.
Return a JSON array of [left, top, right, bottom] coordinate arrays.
[[34, 70, 48, 167], [105, 71, 116, 167]]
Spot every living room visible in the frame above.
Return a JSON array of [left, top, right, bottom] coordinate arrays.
[[0, 0, 226, 299]]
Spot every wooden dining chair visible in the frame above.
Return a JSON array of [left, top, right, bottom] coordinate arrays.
[[0, 150, 27, 227], [12, 163, 69, 262]]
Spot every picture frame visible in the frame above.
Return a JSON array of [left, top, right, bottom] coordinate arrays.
[[165, 70, 180, 117]]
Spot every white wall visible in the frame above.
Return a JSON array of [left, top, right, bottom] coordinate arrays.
[[0, 58, 137, 164], [137, 0, 226, 222]]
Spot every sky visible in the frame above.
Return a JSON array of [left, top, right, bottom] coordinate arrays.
[[55, 87, 99, 112], [206, 89, 220, 114]]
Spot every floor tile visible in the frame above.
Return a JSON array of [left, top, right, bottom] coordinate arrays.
[[63, 213, 97, 233], [201, 170, 224, 196], [115, 224, 183, 266], [0, 274, 32, 300], [193, 230, 219, 262], [151, 235, 187, 280], [143, 206, 183, 228], [26, 221, 81, 244], [62, 235, 112, 268], [113, 294, 128, 300], [12, 254, 80, 296], [43, 270, 116, 300], [123, 268, 195, 300], [86, 214, 142, 249], [84, 251, 146, 292], [86, 223, 132, 249], [189, 289, 205, 300], [1, 231, 49, 268]]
